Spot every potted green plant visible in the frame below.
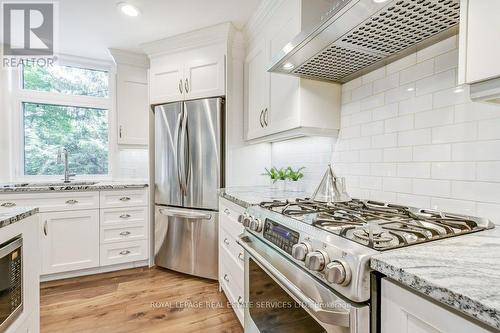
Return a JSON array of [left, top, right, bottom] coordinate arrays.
[[285, 167, 305, 191], [262, 167, 287, 189]]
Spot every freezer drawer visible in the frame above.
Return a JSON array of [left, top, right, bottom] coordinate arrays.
[[154, 205, 218, 279]]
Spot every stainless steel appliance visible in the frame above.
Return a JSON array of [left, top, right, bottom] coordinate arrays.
[[154, 97, 224, 280], [237, 198, 494, 332], [0, 236, 23, 333], [269, 0, 460, 83]]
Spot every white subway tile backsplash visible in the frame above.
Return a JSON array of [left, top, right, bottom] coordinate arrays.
[[385, 115, 414, 133], [341, 125, 361, 139], [414, 106, 454, 129], [372, 103, 399, 121], [383, 177, 412, 193], [455, 102, 500, 123], [361, 121, 384, 137], [399, 95, 433, 115], [387, 53, 417, 75], [477, 162, 500, 182], [362, 67, 386, 84], [430, 197, 476, 216], [452, 181, 500, 204], [452, 141, 500, 161], [373, 73, 399, 94], [415, 69, 456, 96], [413, 179, 451, 197], [478, 118, 500, 140], [398, 129, 431, 146], [383, 147, 413, 162], [372, 133, 398, 148], [360, 93, 385, 111], [385, 83, 416, 104], [433, 86, 470, 108], [477, 203, 500, 225], [399, 59, 434, 85], [431, 162, 476, 181], [431, 122, 477, 144], [359, 149, 383, 163], [342, 77, 362, 92], [396, 193, 431, 208], [359, 176, 382, 190], [342, 101, 361, 115], [413, 144, 452, 161], [352, 83, 373, 101], [416, 36, 457, 62], [397, 162, 431, 178], [371, 163, 398, 177], [369, 190, 397, 203], [435, 50, 459, 73], [349, 137, 371, 150], [350, 110, 372, 125]]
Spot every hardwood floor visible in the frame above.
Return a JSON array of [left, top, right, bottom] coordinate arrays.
[[40, 267, 243, 333]]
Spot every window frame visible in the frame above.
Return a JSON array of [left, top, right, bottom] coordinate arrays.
[[12, 55, 115, 181]]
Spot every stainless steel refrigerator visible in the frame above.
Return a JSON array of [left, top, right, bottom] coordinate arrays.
[[154, 97, 224, 280]]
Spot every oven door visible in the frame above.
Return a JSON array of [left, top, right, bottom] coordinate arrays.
[[0, 237, 23, 333], [238, 232, 369, 333]]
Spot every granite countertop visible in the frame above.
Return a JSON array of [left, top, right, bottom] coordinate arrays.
[[371, 227, 500, 330], [0, 181, 149, 193], [0, 207, 39, 229], [219, 185, 312, 208]]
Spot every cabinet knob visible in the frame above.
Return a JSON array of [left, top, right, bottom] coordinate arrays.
[[259, 109, 264, 128], [179, 80, 183, 94], [120, 231, 131, 236], [119, 125, 123, 138], [223, 238, 230, 245], [237, 296, 243, 304], [120, 197, 131, 202], [238, 253, 244, 261], [184, 78, 190, 93], [224, 208, 230, 216], [223, 274, 229, 282], [43, 221, 48, 236], [1, 202, 16, 208], [119, 250, 131, 256], [66, 199, 78, 205], [263, 108, 269, 127], [120, 214, 131, 219]]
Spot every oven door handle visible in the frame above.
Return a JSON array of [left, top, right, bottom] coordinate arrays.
[[238, 234, 351, 328]]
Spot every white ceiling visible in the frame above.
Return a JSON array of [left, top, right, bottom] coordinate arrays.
[[57, 0, 261, 60]]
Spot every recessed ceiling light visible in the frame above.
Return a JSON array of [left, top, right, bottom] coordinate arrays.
[[283, 62, 295, 70], [117, 2, 140, 17]]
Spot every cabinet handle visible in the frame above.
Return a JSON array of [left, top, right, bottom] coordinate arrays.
[[223, 238, 230, 245], [179, 79, 183, 94], [66, 199, 78, 205], [238, 253, 244, 261], [184, 78, 189, 93], [119, 125, 123, 139], [120, 197, 131, 202], [119, 250, 131, 255], [224, 208, 230, 216], [237, 296, 243, 304], [223, 274, 229, 282], [1, 202, 16, 208], [120, 213, 131, 219], [263, 108, 269, 127], [120, 231, 131, 236], [43, 221, 48, 236], [259, 109, 264, 128]]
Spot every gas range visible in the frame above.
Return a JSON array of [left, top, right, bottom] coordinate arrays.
[[238, 198, 494, 303]]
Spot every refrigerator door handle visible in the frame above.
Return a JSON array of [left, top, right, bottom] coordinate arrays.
[[180, 102, 189, 194], [175, 110, 184, 196], [159, 208, 212, 221]]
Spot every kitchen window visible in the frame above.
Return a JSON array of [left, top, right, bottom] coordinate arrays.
[[17, 61, 112, 177]]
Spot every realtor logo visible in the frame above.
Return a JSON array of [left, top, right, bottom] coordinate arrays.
[[2, 2, 55, 56]]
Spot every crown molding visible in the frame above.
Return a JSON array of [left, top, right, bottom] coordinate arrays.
[[243, 0, 286, 43], [108, 49, 150, 68], [141, 22, 235, 57]]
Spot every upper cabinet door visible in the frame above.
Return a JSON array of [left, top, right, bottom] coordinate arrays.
[[460, 0, 500, 84], [183, 45, 225, 100], [245, 41, 270, 140], [267, 1, 301, 133], [116, 65, 149, 145], [150, 53, 185, 105]]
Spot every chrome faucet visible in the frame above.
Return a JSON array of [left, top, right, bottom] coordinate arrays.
[[57, 148, 76, 183]]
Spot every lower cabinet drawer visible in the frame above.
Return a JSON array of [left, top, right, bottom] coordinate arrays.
[[100, 240, 148, 266], [100, 207, 148, 226], [220, 258, 244, 325], [0, 191, 99, 212], [101, 224, 147, 243], [220, 228, 244, 270]]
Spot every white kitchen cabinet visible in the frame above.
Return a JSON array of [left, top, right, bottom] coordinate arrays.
[[218, 197, 245, 325], [149, 45, 225, 105], [39, 210, 100, 275], [109, 49, 150, 145], [458, 0, 500, 84], [244, 0, 341, 143], [381, 278, 493, 333]]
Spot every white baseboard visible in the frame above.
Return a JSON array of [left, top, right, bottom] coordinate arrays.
[[40, 260, 149, 282]]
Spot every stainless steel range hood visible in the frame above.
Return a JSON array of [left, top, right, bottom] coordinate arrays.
[[269, 0, 460, 83]]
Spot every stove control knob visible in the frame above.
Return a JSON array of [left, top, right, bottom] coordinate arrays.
[[249, 218, 263, 232], [237, 214, 245, 224], [325, 260, 351, 286], [242, 215, 252, 228], [304, 251, 329, 271], [291, 242, 312, 261]]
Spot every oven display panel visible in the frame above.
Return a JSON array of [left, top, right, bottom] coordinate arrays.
[[263, 219, 299, 254]]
